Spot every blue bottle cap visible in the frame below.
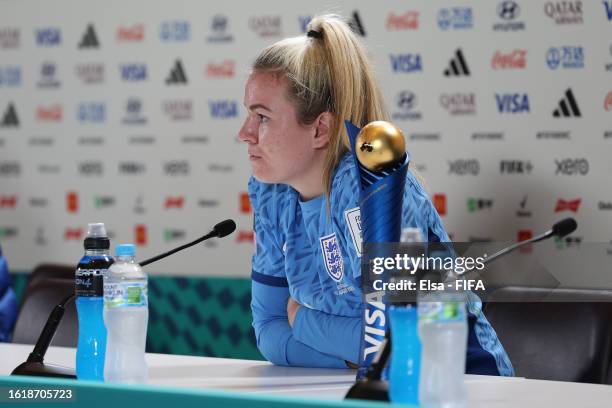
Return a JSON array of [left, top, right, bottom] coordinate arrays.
[[116, 244, 136, 257]]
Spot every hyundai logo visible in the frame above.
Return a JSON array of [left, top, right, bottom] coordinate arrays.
[[397, 91, 416, 110], [498, 1, 520, 20]]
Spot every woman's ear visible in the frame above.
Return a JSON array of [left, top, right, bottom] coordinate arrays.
[[312, 111, 333, 149]]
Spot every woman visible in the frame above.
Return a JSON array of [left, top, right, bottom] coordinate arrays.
[[238, 15, 513, 375]]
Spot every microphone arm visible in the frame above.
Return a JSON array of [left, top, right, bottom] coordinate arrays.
[[482, 229, 553, 266], [12, 219, 236, 379], [140, 232, 214, 267], [140, 219, 236, 266], [345, 217, 577, 401]]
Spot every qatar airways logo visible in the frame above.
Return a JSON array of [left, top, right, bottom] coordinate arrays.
[[491, 50, 526, 69], [544, 1, 583, 24], [440, 93, 476, 115], [0, 28, 20, 49], [206, 60, 235, 78], [249, 15, 282, 37]]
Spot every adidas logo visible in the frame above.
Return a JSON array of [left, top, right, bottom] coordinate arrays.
[[166, 59, 188, 84], [348, 11, 366, 36], [553, 88, 581, 118], [1, 103, 19, 127], [444, 48, 470, 76], [79, 24, 100, 48]]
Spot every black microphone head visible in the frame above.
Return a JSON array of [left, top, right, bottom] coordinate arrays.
[[552, 218, 577, 238], [213, 219, 236, 238]]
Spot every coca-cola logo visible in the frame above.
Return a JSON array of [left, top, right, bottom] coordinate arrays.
[[604, 91, 612, 111], [206, 60, 235, 78], [117, 24, 144, 42], [36, 105, 62, 122], [491, 49, 526, 69], [386, 11, 419, 30]]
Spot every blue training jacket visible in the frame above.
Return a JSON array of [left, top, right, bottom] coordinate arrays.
[[248, 154, 514, 375]]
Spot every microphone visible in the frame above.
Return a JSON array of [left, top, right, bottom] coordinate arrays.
[[11, 219, 236, 379], [551, 217, 577, 238], [140, 219, 236, 266], [345, 218, 578, 401], [481, 217, 577, 266]]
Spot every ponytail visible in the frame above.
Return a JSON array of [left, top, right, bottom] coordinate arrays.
[[252, 14, 389, 202]]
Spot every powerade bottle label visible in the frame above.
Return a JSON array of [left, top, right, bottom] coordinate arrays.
[[418, 301, 465, 324], [75, 268, 105, 297], [104, 282, 148, 308]]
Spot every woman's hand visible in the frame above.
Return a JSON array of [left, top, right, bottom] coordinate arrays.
[[287, 297, 301, 327]]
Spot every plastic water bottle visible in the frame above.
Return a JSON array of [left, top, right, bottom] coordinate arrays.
[[103, 244, 148, 383], [388, 304, 421, 405], [418, 297, 468, 408], [75, 223, 113, 381]]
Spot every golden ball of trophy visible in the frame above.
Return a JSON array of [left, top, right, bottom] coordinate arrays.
[[355, 121, 406, 172]]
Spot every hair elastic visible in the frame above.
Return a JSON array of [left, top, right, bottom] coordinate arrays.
[[307, 30, 323, 39]]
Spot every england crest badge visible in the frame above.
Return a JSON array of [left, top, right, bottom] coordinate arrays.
[[319, 233, 344, 282]]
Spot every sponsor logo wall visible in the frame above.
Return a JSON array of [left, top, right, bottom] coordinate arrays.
[[0, 0, 610, 276]]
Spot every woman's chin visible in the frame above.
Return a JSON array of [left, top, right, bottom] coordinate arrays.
[[251, 168, 278, 184]]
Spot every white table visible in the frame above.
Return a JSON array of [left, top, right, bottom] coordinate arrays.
[[1, 343, 611, 407]]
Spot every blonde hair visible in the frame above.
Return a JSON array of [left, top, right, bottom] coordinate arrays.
[[252, 14, 389, 200]]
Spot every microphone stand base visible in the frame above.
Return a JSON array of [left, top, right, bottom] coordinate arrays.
[[11, 361, 76, 379], [344, 379, 389, 401]]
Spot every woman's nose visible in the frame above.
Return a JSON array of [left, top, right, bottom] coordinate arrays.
[[238, 117, 257, 144]]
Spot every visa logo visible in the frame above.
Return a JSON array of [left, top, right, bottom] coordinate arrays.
[[120, 64, 147, 81], [298, 16, 312, 33], [390, 54, 422, 73], [495, 93, 530, 113], [36, 28, 61, 46], [209, 100, 237, 118]]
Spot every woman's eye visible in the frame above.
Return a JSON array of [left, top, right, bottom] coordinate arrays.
[[257, 113, 269, 123]]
